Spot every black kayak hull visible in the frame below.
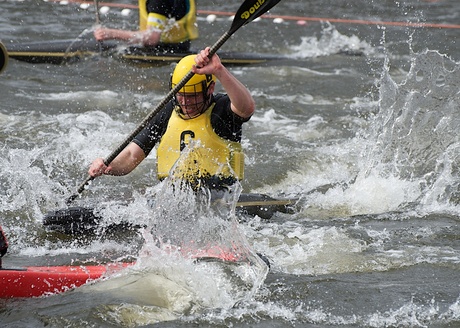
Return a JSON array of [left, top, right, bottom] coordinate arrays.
[[4, 39, 286, 66], [43, 193, 297, 235]]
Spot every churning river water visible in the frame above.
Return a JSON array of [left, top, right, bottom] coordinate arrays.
[[1, 0, 460, 327]]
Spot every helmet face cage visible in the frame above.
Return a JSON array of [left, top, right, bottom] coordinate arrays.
[[173, 79, 212, 119]]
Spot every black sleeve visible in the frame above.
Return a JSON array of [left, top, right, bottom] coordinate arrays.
[[132, 102, 174, 156], [211, 94, 251, 143]]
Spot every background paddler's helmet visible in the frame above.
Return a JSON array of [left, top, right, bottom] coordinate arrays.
[[171, 55, 216, 117]]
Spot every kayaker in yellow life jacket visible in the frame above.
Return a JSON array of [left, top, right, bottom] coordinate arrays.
[[88, 47, 255, 190], [93, 0, 198, 52]]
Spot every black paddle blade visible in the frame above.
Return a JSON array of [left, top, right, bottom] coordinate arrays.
[[0, 42, 8, 74], [43, 207, 142, 235], [43, 207, 103, 235], [230, 0, 283, 34]]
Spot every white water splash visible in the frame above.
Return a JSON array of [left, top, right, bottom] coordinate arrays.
[[290, 23, 375, 58]]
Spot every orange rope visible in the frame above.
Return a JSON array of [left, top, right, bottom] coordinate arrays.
[[47, 0, 460, 29]]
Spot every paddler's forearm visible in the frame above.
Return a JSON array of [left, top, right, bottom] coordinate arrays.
[[88, 142, 145, 177], [106, 143, 146, 176], [214, 64, 255, 119], [94, 27, 161, 46]]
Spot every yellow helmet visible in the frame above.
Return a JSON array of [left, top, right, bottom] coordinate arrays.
[[171, 55, 215, 93]]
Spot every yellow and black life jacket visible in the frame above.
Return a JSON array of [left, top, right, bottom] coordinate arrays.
[[157, 104, 244, 184]]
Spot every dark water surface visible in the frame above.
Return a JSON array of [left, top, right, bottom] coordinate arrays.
[[1, 0, 460, 327]]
